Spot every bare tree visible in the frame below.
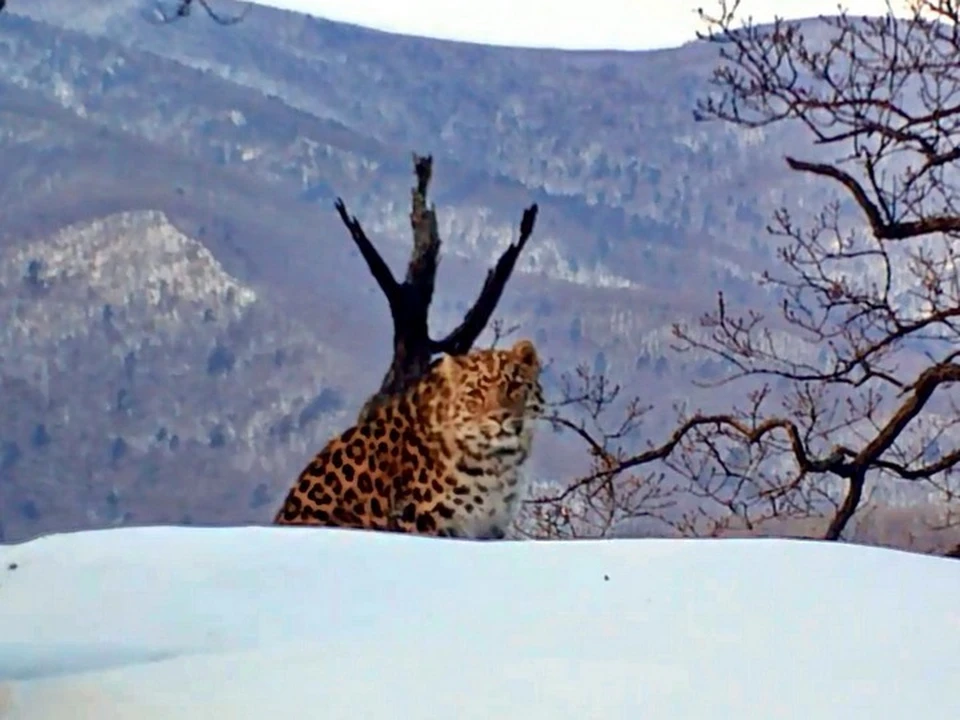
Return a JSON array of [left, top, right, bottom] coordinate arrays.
[[515, 366, 678, 539], [137, 9, 539, 406], [527, 0, 960, 551], [336, 154, 538, 420], [148, 0, 251, 25]]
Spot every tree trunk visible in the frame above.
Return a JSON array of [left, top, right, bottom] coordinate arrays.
[[332, 153, 538, 420]]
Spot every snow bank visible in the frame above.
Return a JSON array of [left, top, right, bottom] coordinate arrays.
[[0, 527, 958, 718]]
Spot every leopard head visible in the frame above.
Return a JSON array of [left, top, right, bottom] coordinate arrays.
[[498, 338, 545, 422], [425, 338, 545, 432]]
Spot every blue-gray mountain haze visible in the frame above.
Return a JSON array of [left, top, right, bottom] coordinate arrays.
[[0, 1, 856, 541]]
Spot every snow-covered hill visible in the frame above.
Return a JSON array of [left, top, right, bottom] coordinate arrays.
[[0, 527, 958, 718]]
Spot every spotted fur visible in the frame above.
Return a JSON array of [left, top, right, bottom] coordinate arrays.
[[272, 338, 545, 539]]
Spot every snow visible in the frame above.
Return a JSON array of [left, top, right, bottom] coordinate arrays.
[[0, 526, 958, 718]]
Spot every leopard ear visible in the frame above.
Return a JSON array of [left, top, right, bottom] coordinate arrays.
[[434, 351, 460, 380], [510, 338, 538, 367]]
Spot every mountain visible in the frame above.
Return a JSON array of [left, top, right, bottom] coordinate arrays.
[[0, 2, 868, 541]]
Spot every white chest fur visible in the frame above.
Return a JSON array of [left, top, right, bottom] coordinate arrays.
[[445, 418, 536, 539]]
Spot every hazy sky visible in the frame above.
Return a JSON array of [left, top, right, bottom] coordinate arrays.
[[254, 0, 906, 50]]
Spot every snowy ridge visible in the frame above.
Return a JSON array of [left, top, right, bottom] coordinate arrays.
[[0, 526, 958, 718]]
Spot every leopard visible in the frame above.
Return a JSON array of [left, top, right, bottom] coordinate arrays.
[[272, 338, 545, 539]]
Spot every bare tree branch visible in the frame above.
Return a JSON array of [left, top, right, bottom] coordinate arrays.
[[431, 204, 539, 354], [148, 0, 251, 25], [785, 156, 960, 239], [333, 199, 400, 308]]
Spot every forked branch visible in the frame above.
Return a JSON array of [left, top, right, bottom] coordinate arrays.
[[334, 153, 538, 419], [785, 157, 960, 240], [333, 199, 400, 311], [431, 204, 538, 354]]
